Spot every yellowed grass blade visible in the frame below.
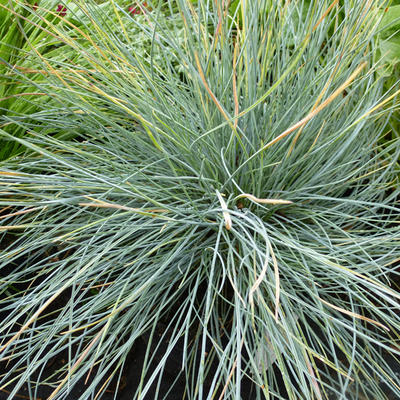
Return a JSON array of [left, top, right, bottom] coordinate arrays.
[[194, 52, 236, 133], [48, 326, 106, 400], [306, 356, 323, 400], [0, 171, 24, 176], [236, 193, 293, 205], [0, 288, 66, 355], [232, 38, 240, 130], [79, 202, 168, 215], [258, 62, 367, 152], [0, 207, 43, 220], [319, 297, 389, 331], [311, 0, 339, 33], [0, 225, 31, 231]]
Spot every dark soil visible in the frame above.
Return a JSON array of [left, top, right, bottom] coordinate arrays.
[[0, 233, 259, 400], [0, 306, 257, 400]]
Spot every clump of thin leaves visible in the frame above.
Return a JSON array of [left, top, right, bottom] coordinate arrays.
[[1, 0, 400, 399]]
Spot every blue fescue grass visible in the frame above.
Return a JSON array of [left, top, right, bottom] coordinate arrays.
[[0, 1, 399, 399]]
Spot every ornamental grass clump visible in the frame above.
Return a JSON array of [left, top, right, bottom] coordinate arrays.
[[0, 0, 400, 399]]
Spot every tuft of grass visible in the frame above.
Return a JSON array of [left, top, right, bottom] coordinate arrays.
[[0, 1, 400, 399]]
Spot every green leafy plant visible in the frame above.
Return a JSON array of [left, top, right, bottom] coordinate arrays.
[[0, 1, 399, 399], [376, 0, 400, 163], [0, 0, 41, 160], [0, 0, 82, 160], [0, 0, 185, 160]]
